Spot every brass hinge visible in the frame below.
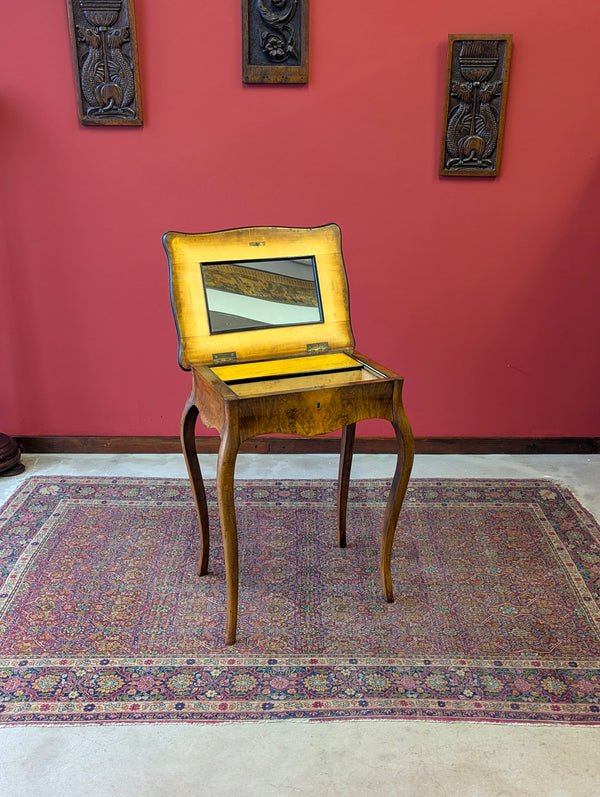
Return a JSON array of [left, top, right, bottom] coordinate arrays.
[[307, 342, 329, 355], [212, 351, 237, 364]]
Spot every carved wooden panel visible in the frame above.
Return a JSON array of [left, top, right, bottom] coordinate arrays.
[[66, 0, 143, 126], [439, 35, 512, 177], [242, 0, 309, 84]]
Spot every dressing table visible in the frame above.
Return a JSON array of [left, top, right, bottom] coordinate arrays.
[[163, 223, 414, 644]]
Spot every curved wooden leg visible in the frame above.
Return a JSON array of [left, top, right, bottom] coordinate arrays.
[[380, 403, 415, 603], [216, 426, 240, 645], [181, 393, 210, 576], [337, 423, 356, 548]]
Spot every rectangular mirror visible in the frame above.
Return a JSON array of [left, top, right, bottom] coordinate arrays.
[[201, 256, 323, 334]]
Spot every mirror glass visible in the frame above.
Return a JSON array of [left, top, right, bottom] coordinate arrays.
[[201, 256, 323, 334]]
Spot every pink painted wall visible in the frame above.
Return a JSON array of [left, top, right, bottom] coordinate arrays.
[[1, 1, 599, 438]]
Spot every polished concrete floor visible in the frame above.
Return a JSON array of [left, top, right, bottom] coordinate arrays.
[[0, 453, 599, 797]]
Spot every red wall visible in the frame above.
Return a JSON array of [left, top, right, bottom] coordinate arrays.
[[2, 1, 600, 438]]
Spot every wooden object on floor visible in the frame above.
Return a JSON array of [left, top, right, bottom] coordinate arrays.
[[0, 434, 24, 477], [163, 223, 414, 645]]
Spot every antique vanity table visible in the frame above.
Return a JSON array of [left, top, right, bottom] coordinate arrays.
[[163, 224, 414, 644]]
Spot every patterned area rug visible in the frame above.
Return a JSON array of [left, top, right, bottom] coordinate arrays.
[[1, 476, 600, 725]]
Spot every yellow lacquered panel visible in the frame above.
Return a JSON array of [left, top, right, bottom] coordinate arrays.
[[211, 352, 359, 383], [164, 224, 355, 369], [227, 365, 382, 397]]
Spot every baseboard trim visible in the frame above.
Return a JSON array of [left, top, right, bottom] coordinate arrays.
[[15, 436, 600, 455]]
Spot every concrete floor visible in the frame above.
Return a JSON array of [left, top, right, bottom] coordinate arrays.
[[0, 453, 599, 797]]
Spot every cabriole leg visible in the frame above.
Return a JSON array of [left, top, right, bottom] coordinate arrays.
[[216, 427, 241, 645], [380, 405, 415, 602], [337, 422, 356, 548], [180, 393, 210, 576]]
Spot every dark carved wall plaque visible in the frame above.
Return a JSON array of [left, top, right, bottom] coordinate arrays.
[[242, 0, 309, 84], [439, 35, 512, 177], [67, 0, 143, 126]]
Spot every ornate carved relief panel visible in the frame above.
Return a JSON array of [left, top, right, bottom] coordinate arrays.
[[440, 35, 512, 177], [242, 0, 309, 83], [67, 0, 143, 125]]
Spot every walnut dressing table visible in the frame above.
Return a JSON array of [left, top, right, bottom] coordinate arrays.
[[163, 224, 414, 644]]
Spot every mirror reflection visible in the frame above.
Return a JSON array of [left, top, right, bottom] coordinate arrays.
[[201, 256, 323, 334]]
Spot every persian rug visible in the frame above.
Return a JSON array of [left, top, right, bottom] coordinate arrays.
[[1, 476, 600, 725]]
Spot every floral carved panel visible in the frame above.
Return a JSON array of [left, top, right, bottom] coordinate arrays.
[[242, 0, 309, 84], [439, 35, 512, 177], [67, 0, 143, 125]]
